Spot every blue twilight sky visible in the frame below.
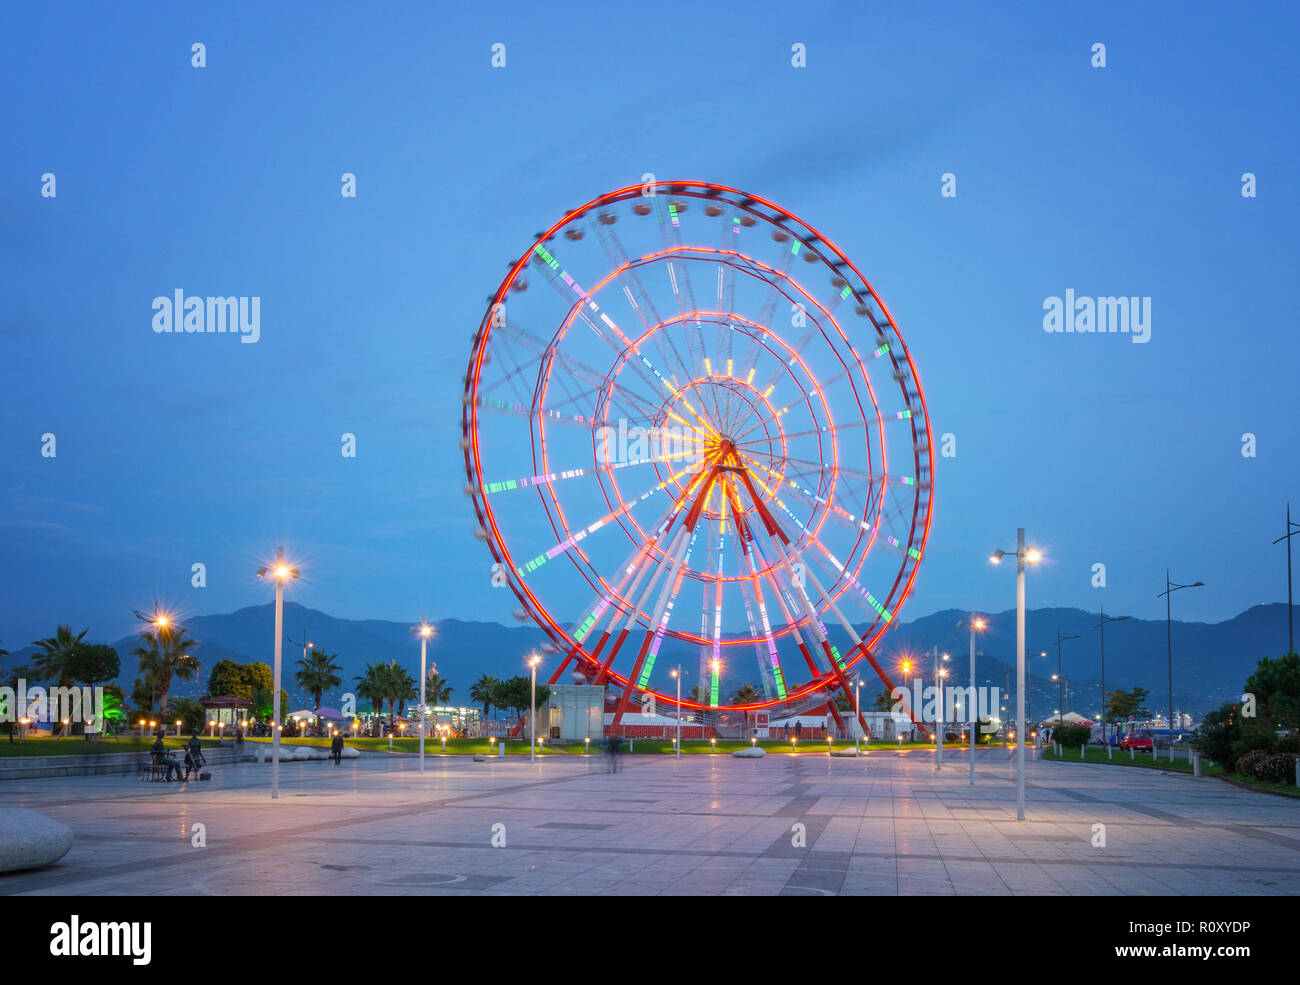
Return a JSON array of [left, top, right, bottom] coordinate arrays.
[[1, 1, 1298, 649]]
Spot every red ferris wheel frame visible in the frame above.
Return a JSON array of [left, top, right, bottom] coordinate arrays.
[[462, 180, 934, 721]]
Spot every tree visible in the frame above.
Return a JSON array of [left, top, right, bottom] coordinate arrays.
[[208, 658, 252, 698], [131, 624, 199, 714], [732, 683, 760, 704], [169, 697, 206, 734], [1244, 653, 1300, 729], [67, 643, 120, 687], [1104, 687, 1149, 726], [470, 674, 497, 722], [354, 663, 389, 723], [32, 625, 89, 688], [490, 679, 514, 723], [1193, 700, 1241, 766], [871, 690, 895, 712], [426, 671, 453, 706], [390, 663, 417, 718], [294, 648, 342, 710]]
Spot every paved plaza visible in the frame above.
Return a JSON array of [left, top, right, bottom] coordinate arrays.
[[3, 749, 1299, 895]]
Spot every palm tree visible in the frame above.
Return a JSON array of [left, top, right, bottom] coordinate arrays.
[[469, 674, 497, 722], [390, 663, 417, 718], [354, 663, 389, 725], [731, 684, 760, 704], [132, 624, 199, 715], [871, 690, 895, 712], [169, 696, 205, 734], [294, 648, 342, 710], [32, 625, 88, 688], [490, 679, 513, 723], [426, 671, 453, 706]]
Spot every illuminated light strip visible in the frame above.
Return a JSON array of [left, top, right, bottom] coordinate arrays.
[[668, 202, 680, 227], [873, 343, 891, 357], [745, 544, 787, 698], [517, 464, 696, 576], [638, 530, 699, 688], [533, 243, 560, 270]]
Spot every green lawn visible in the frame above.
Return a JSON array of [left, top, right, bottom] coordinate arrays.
[[0, 735, 220, 758], [1041, 744, 1300, 798]]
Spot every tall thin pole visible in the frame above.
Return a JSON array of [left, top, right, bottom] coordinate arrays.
[[530, 663, 537, 763], [1099, 607, 1107, 745], [419, 633, 427, 775], [968, 618, 976, 786], [1275, 503, 1297, 655], [1015, 527, 1026, 821], [675, 666, 681, 760], [1057, 637, 1064, 720], [934, 645, 943, 771], [1166, 569, 1174, 761], [272, 564, 284, 800], [1289, 503, 1295, 655]]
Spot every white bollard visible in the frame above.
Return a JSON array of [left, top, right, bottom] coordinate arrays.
[[441, 737, 446, 753], [1193, 752, 1202, 777], [1130, 748, 1134, 760], [498, 741, 504, 758], [1080, 744, 1085, 760], [1107, 745, 1112, 760]]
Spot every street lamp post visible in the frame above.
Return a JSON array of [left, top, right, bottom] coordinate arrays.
[[932, 646, 949, 770], [256, 547, 299, 800], [1159, 570, 1203, 762], [957, 617, 985, 785], [286, 633, 314, 710], [671, 666, 682, 759], [1095, 607, 1129, 745], [1051, 630, 1081, 728], [991, 529, 1043, 820], [417, 622, 434, 774], [527, 653, 541, 763], [854, 677, 862, 752], [1273, 503, 1299, 655]]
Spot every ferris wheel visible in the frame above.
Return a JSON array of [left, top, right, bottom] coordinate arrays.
[[462, 181, 933, 733]]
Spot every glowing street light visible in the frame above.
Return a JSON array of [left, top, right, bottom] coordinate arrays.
[[990, 529, 1043, 821], [415, 621, 435, 774], [257, 546, 299, 799], [527, 653, 541, 762], [670, 666, 682, 760]]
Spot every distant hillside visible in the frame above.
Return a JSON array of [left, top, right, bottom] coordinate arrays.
[[2, 602, 1293, 720]]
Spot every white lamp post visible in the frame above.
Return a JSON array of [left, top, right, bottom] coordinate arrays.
[[527, 653, 541, 762], [257, 546, 299, 800], [991, 529, 1043, 820], [671, 666, 682, 760], [957, 617, 986, 785], [417, 622, 434, 774]]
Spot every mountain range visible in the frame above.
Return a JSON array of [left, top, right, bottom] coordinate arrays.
[[3, 602, 1294, 721]]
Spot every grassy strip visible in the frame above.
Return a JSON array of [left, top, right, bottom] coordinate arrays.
[[1041, 745, 1300, 798]]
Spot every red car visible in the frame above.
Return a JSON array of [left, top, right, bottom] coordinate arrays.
[[1119, 730, 1154, 751]]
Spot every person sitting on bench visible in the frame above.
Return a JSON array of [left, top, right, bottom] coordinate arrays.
[[151, 736, 182, 782]]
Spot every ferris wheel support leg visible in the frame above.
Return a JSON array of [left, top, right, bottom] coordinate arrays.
[[546, 652, 575, 686], [611, 526, 692, 726]]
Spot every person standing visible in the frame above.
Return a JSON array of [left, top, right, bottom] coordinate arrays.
[[330, 731, 343, 765]]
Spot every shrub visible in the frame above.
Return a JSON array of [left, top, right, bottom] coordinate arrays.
[[1192, 701, 1240, 765], [1053, 724, 1091, 748], [1234, 750, 1269, 778], [1258, 752, 1300, 784]]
